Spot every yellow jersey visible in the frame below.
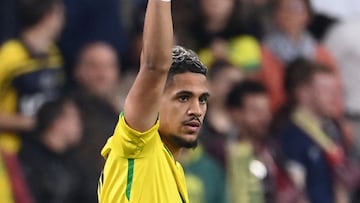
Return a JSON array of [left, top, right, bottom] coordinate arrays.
[[98, 113, 189, 203]]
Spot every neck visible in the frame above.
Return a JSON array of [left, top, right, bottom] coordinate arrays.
[[22, 27, 52, 54], [238, 128, 265, 145], [298, 104, 324, 124], [284, 30, 303, 43], [162, 138, 181, 159], [42, 130, 66, 154]]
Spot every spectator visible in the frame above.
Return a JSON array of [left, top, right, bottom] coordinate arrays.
[[58, 0, 128, 83], [324, 19, 360, 155], [19, 97, 93, 203], [185, 0, 240, 50], [197, 36, 262, 75], [226, 80, 304, 203], [278, 59, 360, 203], [179, 145, 228, 203], [0, 0, 65, 153], [199, 60, 243, 167], [74, 42, 122, 111], [237, 0, 271, 40], [176, 0, 263, 74], [72, 41, 121, 198], [182, 0, 263, 50], [258, 0, 341, 114]]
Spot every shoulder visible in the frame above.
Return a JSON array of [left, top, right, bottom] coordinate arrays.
[[48, 43, 63, 66], [0, 39, 28, 61], [0, 39, 30, 73], [102, 112, 161, 159]]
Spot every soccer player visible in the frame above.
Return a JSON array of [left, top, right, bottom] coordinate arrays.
[[97, 0, 210, 202]]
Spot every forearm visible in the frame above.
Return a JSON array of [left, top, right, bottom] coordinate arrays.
[[124, 0, 173, 132], [141, 0, 173, 71], [0, 113, 34, 132]]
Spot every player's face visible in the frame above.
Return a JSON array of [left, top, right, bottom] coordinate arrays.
[[159, 72, 209, 149]]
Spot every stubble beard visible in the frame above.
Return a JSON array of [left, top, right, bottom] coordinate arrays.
[[171, 134, 199, 149]]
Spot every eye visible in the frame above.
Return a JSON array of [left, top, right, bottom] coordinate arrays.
[[199, 96, 208, 105], [178, 95, 189, 102]]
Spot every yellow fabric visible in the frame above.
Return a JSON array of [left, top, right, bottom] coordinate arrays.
[[0, 153, 15, 203], [198, 35, 261, 72], [0, 39, 63, 153], [227, 141, 264, 203], [228, 36, 262, 70], [185, 174, 205, 203], [292, 108, 337, 154], [98, 114, 189, 203]]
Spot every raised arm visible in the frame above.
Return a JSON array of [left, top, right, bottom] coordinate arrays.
[[123, 0, 173, 132]]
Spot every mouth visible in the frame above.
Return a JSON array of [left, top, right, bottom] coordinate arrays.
[[183, 120, 201, 133]]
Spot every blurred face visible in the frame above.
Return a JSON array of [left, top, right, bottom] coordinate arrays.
[[210, 66, 243, 103], [274, 0, 310, 37], [75, 43, 120, 97], [235, 94, 271, 138], [309, 73, 339, 117], [56, 101, 83, 148], [200, 0, 234, 22], [159, 72, 210, 149]]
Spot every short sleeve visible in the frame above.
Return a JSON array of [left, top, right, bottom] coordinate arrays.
[[101, 113, 160, 159], [0, 40, 28, 96]]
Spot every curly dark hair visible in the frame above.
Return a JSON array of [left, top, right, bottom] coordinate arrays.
[[166, 46, 207, 84]]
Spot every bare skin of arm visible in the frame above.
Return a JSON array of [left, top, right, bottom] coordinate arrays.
[[0, 113, 34, 132], [124, 0, 173, 132]]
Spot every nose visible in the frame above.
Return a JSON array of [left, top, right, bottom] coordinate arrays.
[[187, 100, 203, 117]]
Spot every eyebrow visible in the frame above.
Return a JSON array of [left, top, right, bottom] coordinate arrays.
[[175, 91, 210, 98], [200, 92, 210, 99]]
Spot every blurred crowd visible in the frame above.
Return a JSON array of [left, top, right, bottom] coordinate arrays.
[[1, 0, 360, 203]]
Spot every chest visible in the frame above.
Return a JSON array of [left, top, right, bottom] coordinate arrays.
[[12, 67, 63, 95], [129, 150, 187, 203], [12, 67, 64, 115]]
